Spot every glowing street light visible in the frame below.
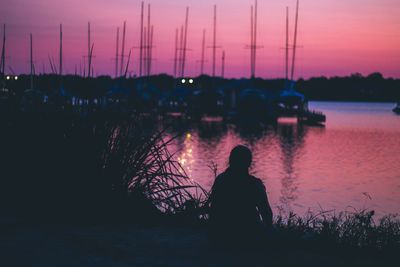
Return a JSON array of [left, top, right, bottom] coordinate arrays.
[[181, 78, 186, 84], [14, 76, 18, 80], [189, 79, 194, 84], [6, 75, 10, 80]]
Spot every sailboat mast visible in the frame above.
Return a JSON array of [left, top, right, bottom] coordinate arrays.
[[143, 27, 147, 76], [88, 43, 94, 78], [115, 27, 119, 78], [173, 28, 178, 77], [181, 7, 189, 77], [250, 5, 254, 78], [253, 0, 258, 78], [149, 25, 153, 76], [179, 25, 184, 76], [59, 24, 63, 76], [221, 50, 225, 78], [139, 1, 144, 77], [48, 55, 54, 74], [290, 0, 299, 82], [285, 7, 289, 81], [1, 24, 5, 76], [124, 49, 132, 78], [52, 56, 57, 74], [120, 21, 126, 76], [88, 22, 91, 77], [83, 58, 85, 77], [147, 4, 151, 76], [30, 33, 33, 90], [200, 29, 206, 75], [212, 5, 217, 77]]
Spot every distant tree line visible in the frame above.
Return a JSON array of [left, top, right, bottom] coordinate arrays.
[[4, 72, 399, 102], [297, 73, 400, 102]]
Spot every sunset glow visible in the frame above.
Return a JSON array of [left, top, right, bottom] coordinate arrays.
[[1, 0, 399, 78]]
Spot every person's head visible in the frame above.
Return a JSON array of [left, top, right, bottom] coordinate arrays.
[[229, 145, 252, 171]]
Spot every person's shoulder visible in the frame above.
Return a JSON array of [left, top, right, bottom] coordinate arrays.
[[215, 170, 229, 182], [216, 171, 227, 178], [249, 175, 263, 183], [213, 170, 229, 185], [250, 175, 266, 189]]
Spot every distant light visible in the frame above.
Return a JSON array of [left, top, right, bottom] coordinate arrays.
[[189, 79, 194, 84], [14, 76, 18, 80], [181, 78, 186, 84], [186, 133, 191, 139], [6, 75, 10, 80]]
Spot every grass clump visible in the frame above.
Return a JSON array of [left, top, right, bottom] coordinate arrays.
[[0, 109, 206, 223], [274, 209, 400, 252], [101, 117, 207, 216]]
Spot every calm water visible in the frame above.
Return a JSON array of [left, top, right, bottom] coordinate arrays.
[[167, 102, 400, 217]]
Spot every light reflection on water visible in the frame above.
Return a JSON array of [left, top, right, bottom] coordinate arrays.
[[166, 102, 400, 217]]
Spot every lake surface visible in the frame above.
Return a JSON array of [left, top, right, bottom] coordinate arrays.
[[167, 102, 400, 217]]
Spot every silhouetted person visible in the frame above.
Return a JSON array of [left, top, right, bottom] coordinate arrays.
[[209, 145, 273, 247]]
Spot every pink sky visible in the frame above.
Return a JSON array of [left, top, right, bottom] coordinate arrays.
[[1, 0, 400, 78]]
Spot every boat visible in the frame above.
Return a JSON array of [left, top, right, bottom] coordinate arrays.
[[299, 109, 326, 125], [278, 0, 326, 126], [188, 86, 225, 119], [0, 84, 17, 113], [393, 103, 400, 114]]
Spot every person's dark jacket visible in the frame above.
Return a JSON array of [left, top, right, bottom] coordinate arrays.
[[209, 167, 273, 242]]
